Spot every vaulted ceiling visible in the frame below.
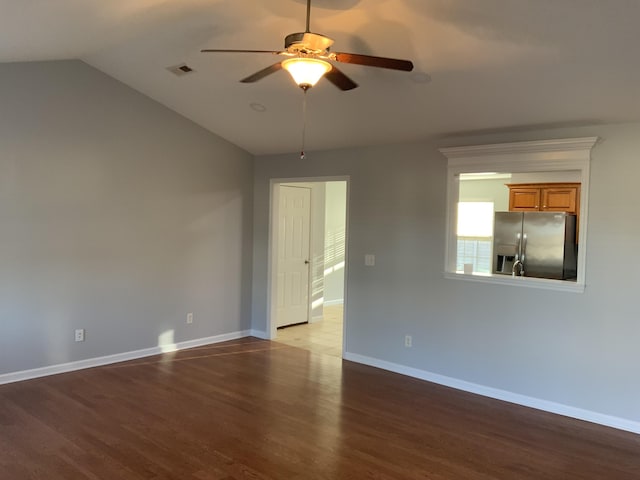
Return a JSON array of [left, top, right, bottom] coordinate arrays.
[[3, 0, 640, 155]]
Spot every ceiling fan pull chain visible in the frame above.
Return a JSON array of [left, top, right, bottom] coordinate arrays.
[[300, 90, 308, 160]]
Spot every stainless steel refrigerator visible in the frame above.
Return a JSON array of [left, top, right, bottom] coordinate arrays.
[[493, 212, 577, 280]]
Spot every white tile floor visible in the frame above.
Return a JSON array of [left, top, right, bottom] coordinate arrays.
[[274, 304, 343, 357]]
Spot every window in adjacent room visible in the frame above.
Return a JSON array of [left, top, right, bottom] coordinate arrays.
[[456, 202, 494, 274]]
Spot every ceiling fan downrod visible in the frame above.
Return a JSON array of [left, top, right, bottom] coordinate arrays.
[[305, 0, 312, 33]]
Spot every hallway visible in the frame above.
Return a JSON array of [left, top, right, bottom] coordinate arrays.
[[274, 304, 343, 357]]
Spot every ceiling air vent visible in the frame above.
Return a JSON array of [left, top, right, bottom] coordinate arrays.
[[167, 63, 195, 76]]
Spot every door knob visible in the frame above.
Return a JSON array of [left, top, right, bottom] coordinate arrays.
[[304, 260, 310, 264]]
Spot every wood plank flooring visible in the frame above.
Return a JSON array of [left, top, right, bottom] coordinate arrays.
[[1, 338, 639, 479]]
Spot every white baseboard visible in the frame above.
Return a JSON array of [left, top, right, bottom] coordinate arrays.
[[0, 330, 252, 386], [249, 329, 269, 339], [323, 299, 344, 307], [343, 351, 640, 435]]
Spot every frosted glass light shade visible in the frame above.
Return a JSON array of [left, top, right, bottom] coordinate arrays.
[[282, 58, 331, 88]]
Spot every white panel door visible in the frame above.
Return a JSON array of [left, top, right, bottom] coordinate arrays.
[[276, 186, 311, 328]]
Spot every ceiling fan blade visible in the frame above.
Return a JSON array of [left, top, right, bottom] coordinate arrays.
[[330, 52, 414, 72], [240, 62, 283, 83], [324, 66, 358, 91], [201, 49, 283, 55]]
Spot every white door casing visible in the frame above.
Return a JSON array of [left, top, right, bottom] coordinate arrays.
[[276, 186, 311, 328]]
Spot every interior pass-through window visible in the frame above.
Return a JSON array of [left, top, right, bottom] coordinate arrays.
[[439, 137, 597, 293]]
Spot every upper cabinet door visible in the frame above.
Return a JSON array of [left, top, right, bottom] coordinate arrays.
[[541, 185, 579, 213], [509, 187, 541, 211]]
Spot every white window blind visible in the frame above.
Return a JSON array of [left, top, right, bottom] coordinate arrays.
[[456, 202, 494, 273]]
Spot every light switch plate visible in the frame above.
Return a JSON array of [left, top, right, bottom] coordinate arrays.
[[365, 254, 375, 266]]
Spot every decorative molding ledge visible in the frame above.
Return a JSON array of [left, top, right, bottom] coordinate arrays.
[[0, 330, 252, 386], [439, 136, 600, 180], [443, 271, 586, 293], [440, 136, 599, 160], [343, 351, 640, 435]]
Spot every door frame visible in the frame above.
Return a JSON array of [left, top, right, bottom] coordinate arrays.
[[267, 176, 350, 357]]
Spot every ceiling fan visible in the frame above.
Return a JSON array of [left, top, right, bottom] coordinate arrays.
[[201, 0, 414, 91]]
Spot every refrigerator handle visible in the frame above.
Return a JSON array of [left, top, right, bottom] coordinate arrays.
[[512, 232, 525, 277], [521, 233, 527, 273]]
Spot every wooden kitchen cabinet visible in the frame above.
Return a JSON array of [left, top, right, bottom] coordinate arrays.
[[541, 185, 579, 213], [507, 182, 581, 238], [508, 186, 541, 211], [507, 183, 580, 213]]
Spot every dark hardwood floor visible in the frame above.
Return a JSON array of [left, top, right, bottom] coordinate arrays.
[[1, 338, 639, 479]]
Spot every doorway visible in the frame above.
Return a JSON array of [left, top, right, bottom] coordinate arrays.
[[269, 179, 348, 358]]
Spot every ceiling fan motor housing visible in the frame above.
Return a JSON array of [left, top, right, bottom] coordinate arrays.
[[284, 32, 334, 54], [201, 0, 413, 92]]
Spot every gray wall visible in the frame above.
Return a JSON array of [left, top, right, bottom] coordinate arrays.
[[0, 60, 254, 375], [459, 178, 509, 211], [310, 183, 326, 320], [252, 123, 640, 424], [511, 171, 581, 184], [323, 181, 346, 305]]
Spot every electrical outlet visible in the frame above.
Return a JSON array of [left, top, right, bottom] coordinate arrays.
[[186, 312, 193, 324], [75, 329, 85, 342], [404, 335, 412, 348]]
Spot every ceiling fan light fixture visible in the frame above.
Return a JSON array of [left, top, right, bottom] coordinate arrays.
[[282, 58, 331, 89]]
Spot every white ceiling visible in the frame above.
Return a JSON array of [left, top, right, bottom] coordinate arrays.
[[3, 0, 640, 155]]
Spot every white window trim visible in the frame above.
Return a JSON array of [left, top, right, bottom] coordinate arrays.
[[439, 137, 599, 293]]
